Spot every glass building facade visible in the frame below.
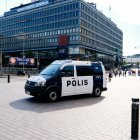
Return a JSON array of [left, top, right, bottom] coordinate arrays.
[[0, 0, 123, 69]]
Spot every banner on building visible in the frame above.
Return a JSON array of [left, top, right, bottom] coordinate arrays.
[[58, 35, 69, 59], [9, 57, 35, 66], [58, 35, 69, 46]]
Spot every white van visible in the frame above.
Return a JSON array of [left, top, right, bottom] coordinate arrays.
[[25, 60, 107, 102]]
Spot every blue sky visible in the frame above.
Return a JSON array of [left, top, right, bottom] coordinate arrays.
[[1, 0, 140, 56]]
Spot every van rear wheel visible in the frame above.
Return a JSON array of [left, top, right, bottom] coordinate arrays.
[[93, 87, 102, 97], [47, 89, 59, 102]]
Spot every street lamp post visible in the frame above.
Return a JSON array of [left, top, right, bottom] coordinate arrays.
[[36, 51, 39, 72], [22, 35, 25, 72], [18, 33, 26, 73]]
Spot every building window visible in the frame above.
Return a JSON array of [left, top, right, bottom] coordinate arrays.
[[69, 47, 79, 54]]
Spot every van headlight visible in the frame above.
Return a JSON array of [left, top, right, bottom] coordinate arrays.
[[35, 81, 46, 87], [40, 81, 46, 87]]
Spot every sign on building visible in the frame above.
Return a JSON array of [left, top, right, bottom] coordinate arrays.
[[9, 57, 35, 66]]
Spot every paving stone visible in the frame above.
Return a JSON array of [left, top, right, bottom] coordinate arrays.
[[0, 75, 139, 139]]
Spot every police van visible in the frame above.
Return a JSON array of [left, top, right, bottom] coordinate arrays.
[[25, 60, 107, 102]]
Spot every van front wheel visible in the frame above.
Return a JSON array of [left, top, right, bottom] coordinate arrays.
[[47, 89, 59, 102], [93, 87, 102, 97]]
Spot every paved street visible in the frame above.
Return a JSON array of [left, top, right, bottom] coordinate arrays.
[[0, 75, 140, 140]]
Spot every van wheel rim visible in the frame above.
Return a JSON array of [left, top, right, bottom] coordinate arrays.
[[95, 88, 101, 96], [49, 92, 57, 101]]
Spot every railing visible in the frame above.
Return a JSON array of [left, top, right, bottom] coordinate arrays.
[[0, 67, 38, 75]]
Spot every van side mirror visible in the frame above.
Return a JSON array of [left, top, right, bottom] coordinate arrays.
[[60, 72, 65, 77]]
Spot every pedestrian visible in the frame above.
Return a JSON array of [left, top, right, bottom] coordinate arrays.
[[114, 70, 117, 77], [119, 70, 122, 77], [124, 70, 127, 77], [138, 70, 140, 76], [123, 71, 125, 76], [108, 71, 112, 82], [128, 70, 131, 76]]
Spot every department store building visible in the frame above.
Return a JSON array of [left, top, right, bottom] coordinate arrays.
[[0, 0, 123, 70]]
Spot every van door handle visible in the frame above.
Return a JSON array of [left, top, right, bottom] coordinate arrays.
[[72, 78, 75, 79]]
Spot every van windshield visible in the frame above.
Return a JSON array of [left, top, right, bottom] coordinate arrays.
[[40, 64, 61, 76]]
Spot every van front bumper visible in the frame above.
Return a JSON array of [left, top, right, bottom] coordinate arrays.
[[25, 85, 45, 97]]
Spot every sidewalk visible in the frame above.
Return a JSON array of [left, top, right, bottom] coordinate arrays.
[[0, 75, 140, 140]]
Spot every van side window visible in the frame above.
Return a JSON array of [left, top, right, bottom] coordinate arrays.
[[61, 66, 74, 77], [91, 63, 103, 75], [76, 66, 93, 76]]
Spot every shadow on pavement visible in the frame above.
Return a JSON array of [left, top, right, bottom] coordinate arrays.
[[10, 95, 105, 113]]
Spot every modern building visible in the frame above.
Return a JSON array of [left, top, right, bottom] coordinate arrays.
[[0, 0, 123, 71], [124, 54, 140, 64]]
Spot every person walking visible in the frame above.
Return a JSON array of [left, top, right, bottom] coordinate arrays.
[[119, 70, 122, 77], [108, 71, 112, 82], [124, 70, 127, 77], [114, 70, 117, 77]]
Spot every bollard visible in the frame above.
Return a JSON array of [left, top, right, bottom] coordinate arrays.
[[8, 75, 10, 83], [28, 73, 30, 78], [131, 98, 139, 139]]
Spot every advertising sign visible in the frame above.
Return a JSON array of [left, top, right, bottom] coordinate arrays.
[[58, 35, 69, 47], [9, 57, 35, 66]]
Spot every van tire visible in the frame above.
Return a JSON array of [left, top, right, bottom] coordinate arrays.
[[93, 87, 102, 97], [47, 89, 59, 102]]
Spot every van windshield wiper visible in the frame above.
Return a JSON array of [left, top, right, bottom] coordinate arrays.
[[40, 74, 48, 75]]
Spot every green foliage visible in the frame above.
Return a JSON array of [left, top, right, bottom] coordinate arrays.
[[26, 50, 33, 57]]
